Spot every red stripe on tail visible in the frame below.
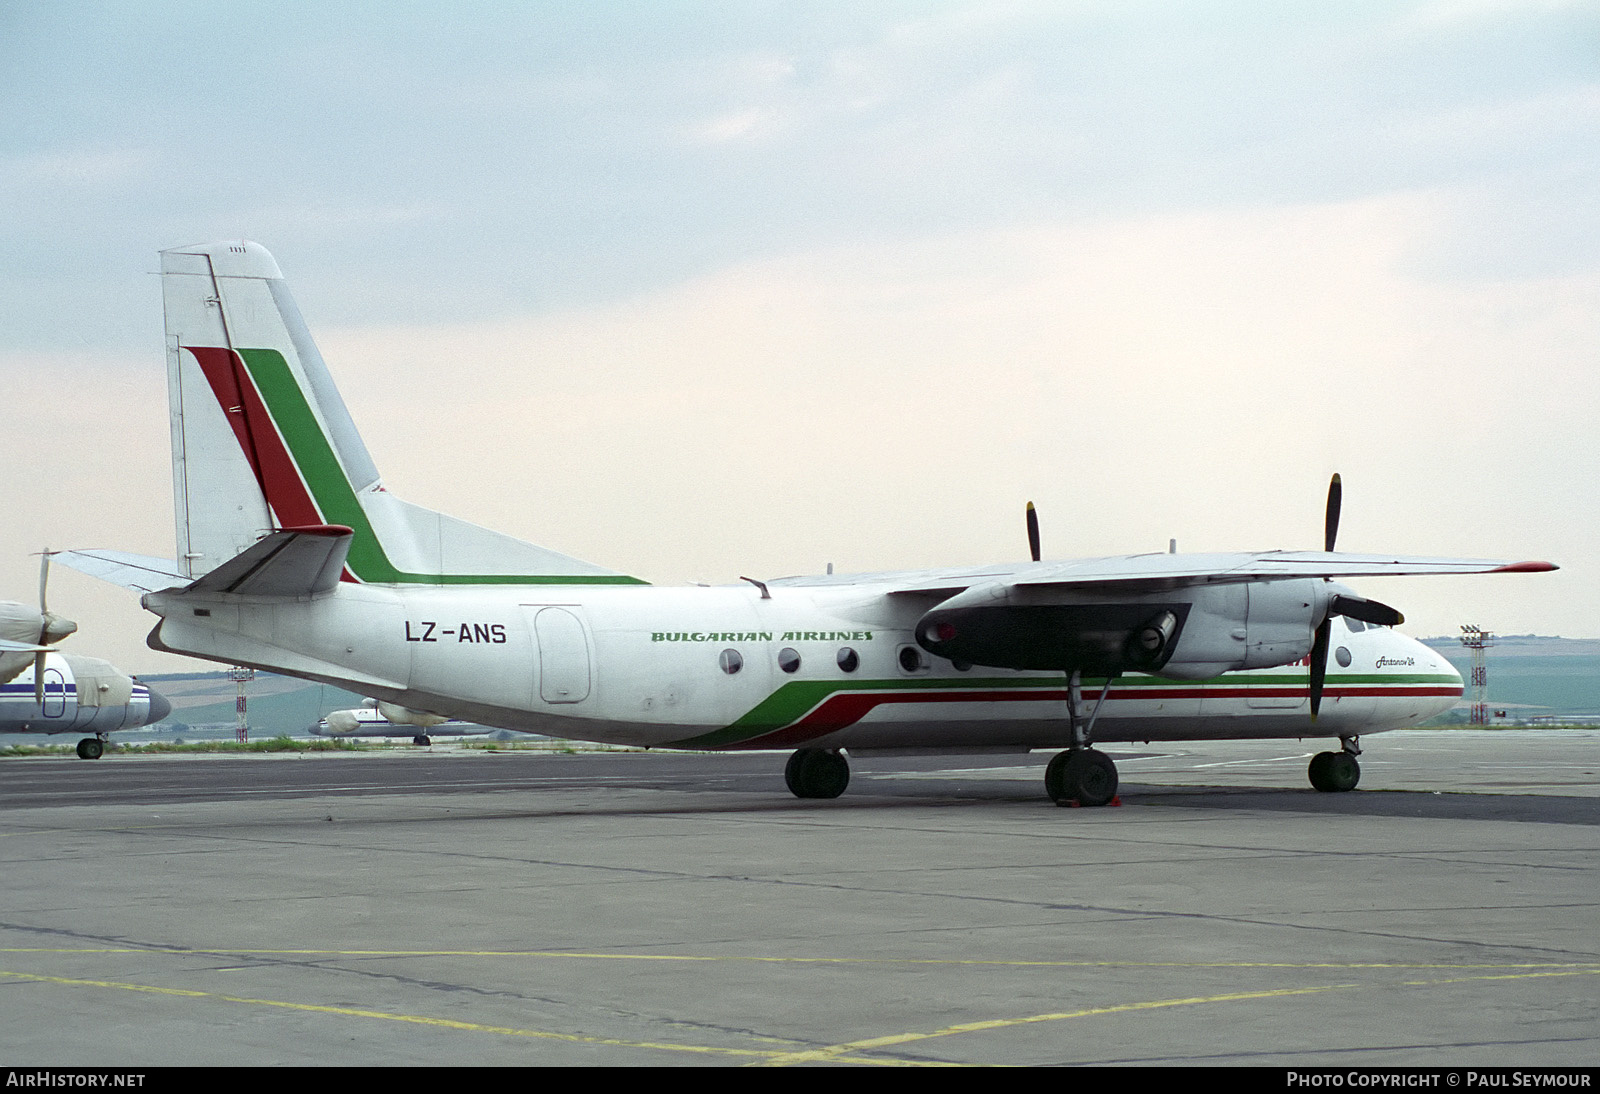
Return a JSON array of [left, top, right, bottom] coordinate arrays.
[[186, 347, 323, 530]]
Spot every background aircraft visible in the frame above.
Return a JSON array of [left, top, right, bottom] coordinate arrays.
[[63, 241, 1553, 800], [0, 561, 170, 757], [0, 653, 170, 758], [313, 698, 483, 745]]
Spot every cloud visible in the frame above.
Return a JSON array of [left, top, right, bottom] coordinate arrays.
[[0, 147, 157, 188], [307, 194, 1593, 639]]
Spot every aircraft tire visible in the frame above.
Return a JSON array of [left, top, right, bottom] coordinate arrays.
[[1044, 751, 1070, 803], [75, 738, 103, 760], [1308, 751, 1360, 792], [413, 735, 432, 746], [1046, 748, 1117, 807], [784, 749, 849, 799]]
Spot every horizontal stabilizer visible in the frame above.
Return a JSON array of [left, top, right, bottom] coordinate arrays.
[[188, 525, 354, 598], [58, 551, 190, 594]]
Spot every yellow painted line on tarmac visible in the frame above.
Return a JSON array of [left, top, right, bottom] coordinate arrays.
[[0, 947, 1596, 972], [757, 984, 1356, 1066], [758, 965, 1600, 1066], [1399, 967, 1600, 988], [0, 969, 904, 1065], [3, 959, 1596, 1067]]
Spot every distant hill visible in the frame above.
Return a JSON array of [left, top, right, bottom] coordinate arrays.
[[1421, 635, 1600, 719]]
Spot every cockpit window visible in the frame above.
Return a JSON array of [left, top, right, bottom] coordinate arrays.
[[1346, 619, 1366, 633]]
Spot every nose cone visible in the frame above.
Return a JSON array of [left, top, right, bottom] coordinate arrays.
[[1402, 632, 1463, 722], [143, 687, 172, 725]]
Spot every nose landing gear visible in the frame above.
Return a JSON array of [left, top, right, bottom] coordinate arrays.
[[75, 736, 105, 760], [1308, 737, 1361, 792]]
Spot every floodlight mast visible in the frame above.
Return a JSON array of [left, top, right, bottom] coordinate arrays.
[[1458, 625, 1495, 725]]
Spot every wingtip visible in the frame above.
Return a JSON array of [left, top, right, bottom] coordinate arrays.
[[1490, 560, 1559, 573]]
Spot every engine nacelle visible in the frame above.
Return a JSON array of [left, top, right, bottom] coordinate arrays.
[[915, 579, 1328, 678], [376, 701, 449, 728], [323, 709, 364, 734]]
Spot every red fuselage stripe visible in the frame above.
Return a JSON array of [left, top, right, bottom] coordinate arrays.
[[729, 684, 1462, 750]]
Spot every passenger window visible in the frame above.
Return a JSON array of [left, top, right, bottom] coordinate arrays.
[[836, 647, 859, 673], [778, 647, 801, 674], [719, 649, 743, 675]]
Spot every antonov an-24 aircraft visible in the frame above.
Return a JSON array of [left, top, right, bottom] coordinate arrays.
[[62, 241, 1555, 805]]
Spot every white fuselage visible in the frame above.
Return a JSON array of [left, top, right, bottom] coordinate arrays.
[[145, 579, 1462, 751]]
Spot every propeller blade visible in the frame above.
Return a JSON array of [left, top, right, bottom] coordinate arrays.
[[1330, 594, 1404, 627], [35, 549, 50, 705], [1324, 473, 1341, 553], [1309, 618, 1331, 719], [1026, 502, 1041, 563]]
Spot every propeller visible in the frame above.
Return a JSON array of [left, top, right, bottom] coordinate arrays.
[[1025, 502, 1041, 563], [1309, 475, 1403, 718], [1324, 472, 1341, 553], [31, 550, 76, 706], [34, 550, 51, 705]]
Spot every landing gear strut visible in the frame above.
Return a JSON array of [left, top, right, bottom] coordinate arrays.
[[1044, 670, 1119, 807], [785, 748, 849, 799], [75, 737, 104, 760], [1308, 736, 1361, 792]]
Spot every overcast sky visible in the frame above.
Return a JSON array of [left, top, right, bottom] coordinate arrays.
[[2, 1, 1595, 674]]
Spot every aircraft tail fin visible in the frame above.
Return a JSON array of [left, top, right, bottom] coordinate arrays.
[[159, 241, 643, 586]]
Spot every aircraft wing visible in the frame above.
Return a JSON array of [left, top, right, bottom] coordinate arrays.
[[1005, 551, 1558, 593], [769, 551, 1556, 601], [57, 551, 190, 594]]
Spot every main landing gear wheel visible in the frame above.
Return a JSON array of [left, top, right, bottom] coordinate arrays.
[[785, 748, 849, 799], [1045, 748, 1118, 807], [412, 735, 433, 746], [75, 738, 103, 760], [1308, 750, 1360, 792]]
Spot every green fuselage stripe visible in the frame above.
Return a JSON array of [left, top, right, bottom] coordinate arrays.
[[672, 671, 1461, 749], [239, 349, 645, 586]]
